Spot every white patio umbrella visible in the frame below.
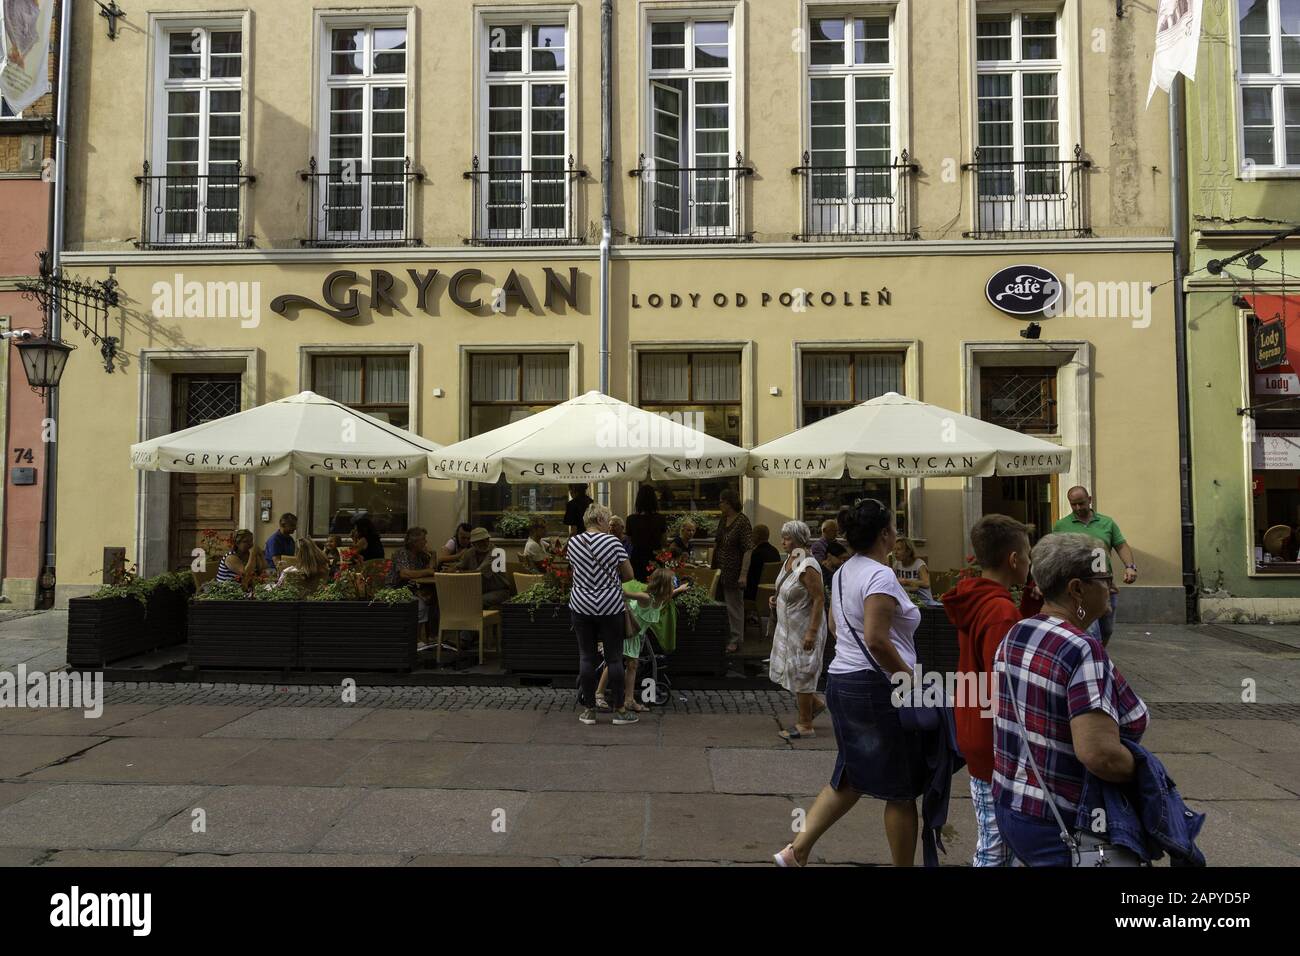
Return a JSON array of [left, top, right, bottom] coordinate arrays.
[[747, 392, 1071, 479], [130, 390, 440, 478], [427, 390, 748, 483]]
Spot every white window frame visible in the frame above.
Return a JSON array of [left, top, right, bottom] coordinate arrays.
[[148, 16, 247, 245], [1234, 0, 1300, 176], [476, 8, 577, 242], [642, 6, 741, 239], [313, 11, 416, 244], [803, 3, 901, 236], [971, 4, 1075, 233]]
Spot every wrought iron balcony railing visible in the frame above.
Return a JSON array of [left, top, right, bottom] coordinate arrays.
[[630, 153, 754, 243], [463, 155, 588, 246], [300, 157, 424, 247], [962, 145, 1092, 239], [791, 152, 918, 241], [134, 161, 255, 249]]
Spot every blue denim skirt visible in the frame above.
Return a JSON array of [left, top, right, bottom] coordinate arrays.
[[826, 669, 926, 802]]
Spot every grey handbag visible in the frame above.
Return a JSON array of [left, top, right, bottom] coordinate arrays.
[[1004, 666, 1146, 867]]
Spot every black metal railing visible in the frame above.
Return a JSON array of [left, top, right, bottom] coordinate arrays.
[[135, 161, 255, 249], [300, 157, 424, 247], [791, 151, 918, 241], [962, 145, 1091, 239], [463, 155, 588, 245], [630, 152, 754, 243]]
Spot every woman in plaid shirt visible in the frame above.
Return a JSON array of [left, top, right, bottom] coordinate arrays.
[[992, 532, 1149, 866]]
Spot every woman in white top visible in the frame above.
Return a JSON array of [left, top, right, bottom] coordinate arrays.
[[892, 537, 934, 603], [768, 520, 827, 740], [774, 498, 926, 868]]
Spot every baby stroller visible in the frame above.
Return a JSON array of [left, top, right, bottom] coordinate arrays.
[[591, 619, 678, 708]]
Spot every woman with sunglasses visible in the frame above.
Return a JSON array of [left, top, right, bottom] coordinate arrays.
[[991, 532, 1149, 866]]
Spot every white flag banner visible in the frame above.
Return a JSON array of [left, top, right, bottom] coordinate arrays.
[[1147, 0, 1205, 107], [0, 0, 56, 112]]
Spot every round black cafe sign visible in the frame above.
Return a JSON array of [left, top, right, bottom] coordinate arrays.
[[985, 265, 1062, 317]]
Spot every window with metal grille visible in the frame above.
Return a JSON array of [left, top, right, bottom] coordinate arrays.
[[468, 352, 570, 533], [309, 354, 411, 537], [979, 366, 1058, 433], [175, 377, 240, 428]]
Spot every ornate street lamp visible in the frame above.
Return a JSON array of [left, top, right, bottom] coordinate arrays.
[[1, 330, 74, 391]]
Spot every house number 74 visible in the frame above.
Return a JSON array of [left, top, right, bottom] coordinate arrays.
[[12, 449, 33, 464]]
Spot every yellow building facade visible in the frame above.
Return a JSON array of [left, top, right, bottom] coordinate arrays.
[[51, 0, 1185, 621]]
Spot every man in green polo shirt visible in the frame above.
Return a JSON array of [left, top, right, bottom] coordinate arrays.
[[1052, 486, 1137, 646]]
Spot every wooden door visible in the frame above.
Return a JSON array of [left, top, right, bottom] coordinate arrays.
[[168, 375, 242, 571]]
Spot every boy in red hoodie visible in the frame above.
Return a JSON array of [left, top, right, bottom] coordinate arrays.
[[941, 514, 1031, 866]]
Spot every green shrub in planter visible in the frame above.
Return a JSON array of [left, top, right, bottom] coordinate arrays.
[[253, 581, 307, 602], [673, 581, 719, 629], [369, 587, 417, 605], [494, 508, 535, 539], [195, 580, 248, 602]]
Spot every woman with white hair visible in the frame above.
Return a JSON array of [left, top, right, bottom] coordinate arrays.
[[993, 532, 1148, 866], [769, 520, 828, 740]]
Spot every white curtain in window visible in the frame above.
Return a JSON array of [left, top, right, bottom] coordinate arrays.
[[522, 353, 568, 402], [471, 354, 521, 402], [855, 352, 903, 400], [365, 356, 409, 404], [314, 356, 362, 404], [803, 354, 852, 401], [692, 352, 740, 402], [640, 353, 690, 402]]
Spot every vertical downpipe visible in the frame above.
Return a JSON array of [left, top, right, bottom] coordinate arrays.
[[1169, 75, 1197, 623], [598, 0, 613, 507]]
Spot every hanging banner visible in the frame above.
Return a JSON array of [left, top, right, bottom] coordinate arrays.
[[0, 0, 56, 112], [1247, 296, 1300, 396], [1147, 0, 1205, 108]]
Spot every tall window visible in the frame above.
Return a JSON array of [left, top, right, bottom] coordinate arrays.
[[155, 26, 242, 242], [481, 20, 569, 240], [975, 11, 1064, 228], [645, 17, 735, 237], [1238, 0, 1300, 169], [806, 12, 896, 233], [320, 22, 409, 241], [469, 353, 570, 533], [309, 355, 410, 538], [801, 352, 906, 534], [638, 351, 741, 518]]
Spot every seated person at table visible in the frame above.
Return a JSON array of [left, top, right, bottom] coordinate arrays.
[[351, 516, 385, 562], [215, 529, 269, 591], [437, 522, 473, 569], [264, 513, 297, 566], [276, 537, 330, 592], [669, 519, 698, 559], [521, 515, 551, 571], [744, 524, 782, 603], [322, 535, 342, 578], [456, 527, 512, 609], [388, 527, 438, 641]]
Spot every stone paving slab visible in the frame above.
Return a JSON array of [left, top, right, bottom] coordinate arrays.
[[502, 791, 646, 859], [441, 743, 713, 793], [315, 788, 531, 855], [1154, 754, 1294, 800], [26, 737, 261, 785], [203, 707, 375, 740], [336, 709, 446, 741], [644, 793, 796, 862], [406, 854, 561, 867], [0, 847, 45, 866], [41, 850, 179, 867], [0, 781, 48, 811], [337, 741, 478, 788], [1199, 719, 1300, 751], [207, 739, 380, 787], [108, 705, 257, 738], [1139, 719, 1259, 754], [1214, 751, 1300, 796], [0, 705, 160, 737], [658, 713, 791, 749], [426, 710, 547, 743], [1188, 800, 1300, 865], [136, 785, 364, 854], [528, 710, 663, 745], [708, 747, 836, 794], [166, 852, 405, 867], [0, 784, 206, 849], [0, 735, 108, 778]]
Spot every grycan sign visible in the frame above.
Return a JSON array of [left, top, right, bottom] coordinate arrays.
[[985, 265, 1063, 317]]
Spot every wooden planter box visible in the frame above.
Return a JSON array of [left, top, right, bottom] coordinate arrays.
[[914, 604, 960, 675], [66, 585, 191, 668], [188, 600, 298, 669], [499, 601, 729, 677], [298, 601, 417, 672]]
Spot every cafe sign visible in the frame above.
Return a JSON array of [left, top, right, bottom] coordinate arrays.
[[1255, 319, 1287, 370], [985, 265, 1063, 317]]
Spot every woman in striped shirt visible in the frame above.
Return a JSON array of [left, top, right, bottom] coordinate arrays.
[[568, 501, 640, 726], [215, 529, 268, 592]]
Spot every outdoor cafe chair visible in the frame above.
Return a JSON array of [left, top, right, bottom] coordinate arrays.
[[434, 572, 502, 666], [513, 572, 546, 594]]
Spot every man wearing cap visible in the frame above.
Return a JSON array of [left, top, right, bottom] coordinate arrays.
[[456, 527, 512, 608], [1052, 486, 1137, 646]]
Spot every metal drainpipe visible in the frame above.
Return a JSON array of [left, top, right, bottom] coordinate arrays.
[[1169, 75, 1197, 624], [597, 0, 612, 507], [37, 0, 73, 608]]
